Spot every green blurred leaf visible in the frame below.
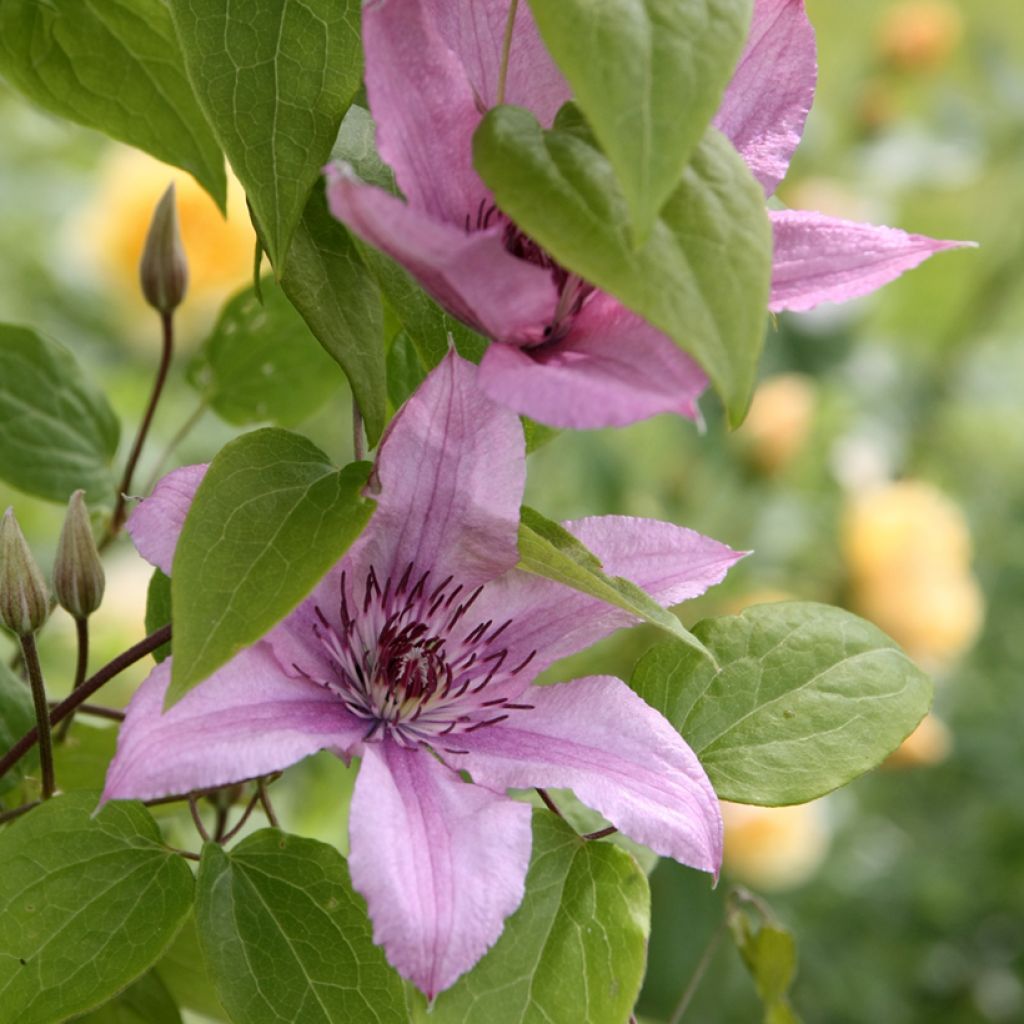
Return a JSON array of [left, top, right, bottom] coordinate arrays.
[[196, 829, 406, 1024], [0, 792, 194, 1024], [728, 894, 802, 1024], [631, 602, 933, 805], [146, 569, 173, 664], [474, 110, 771, 425], [52, 722, 118, 793], [528, 0, 751, 243], [518, 506, 712, 657], [155, 913, 228, 1022], [280, 184, 388, 446], [0, 661, 35, 797], [386, 330, 428, 413], [190, 279, 344, 428], [0, 324, 120, 506], [73, 969, 182, 1024], [422, 812, 649, 1024], [0, 0, 226, 209], [169, 431, 374, 703], [168, 0, 362, 268]]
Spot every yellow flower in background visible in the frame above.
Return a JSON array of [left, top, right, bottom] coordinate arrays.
[[79, 146, 256, 342], [737, 373, 818, 476], [885, 713, 953, 768], [720, 801, 831, 892], [843, 481, 984, 668], [877, 0, 964, 72]]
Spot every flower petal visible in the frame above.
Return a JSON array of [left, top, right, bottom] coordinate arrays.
[[714, 0, 817, 196], [348, 741, 533, 998], [769, 209, 973, 313], [471, 515, 744, 681], [102, 644, 364, 803], [326, 167, 558, 344], [429, 0, 570, 122], [126, 463, 208, 574], [455, 676, 723, 873], [477, 293, 708, 428]]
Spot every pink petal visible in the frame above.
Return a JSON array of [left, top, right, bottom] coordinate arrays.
[[477, 293, 708, 429], [769, 209, 973, 313], [714, 0, 817, 196], [126, 463, 208, 574], [348, 741, 533, 998], [428, 0, 570, 123], [326, 167, 558, 344], [102, 644, 364, 803], [472, 516, 744, 683], [363, 0, 488, 224], [454, 676, 723, 873]]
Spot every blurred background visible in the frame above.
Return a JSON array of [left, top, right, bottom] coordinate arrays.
[[0, 0, 1021, 1021]]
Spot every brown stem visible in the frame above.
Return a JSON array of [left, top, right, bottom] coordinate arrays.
[[219, 790, 262, 844], [0, 799, 41, 826], [0, 624, 171, 782], [188, 795, 211, 842], [20, 635, 54, 799], [106, 310, 174, 543], [582, 825, 618, 841], [257, 777, 279, 828], [56, 616, 90, 741], [535, 787, 564, 819], [49, 702, 124, 723], [165, 845, 201, 862]]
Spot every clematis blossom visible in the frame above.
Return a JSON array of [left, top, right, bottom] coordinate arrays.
[[103, 352, 743, 998], [326, 0, 968, 430]]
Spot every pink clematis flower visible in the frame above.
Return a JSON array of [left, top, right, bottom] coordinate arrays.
[[326, 0, 968, 431], [103, 352, 742, 997]]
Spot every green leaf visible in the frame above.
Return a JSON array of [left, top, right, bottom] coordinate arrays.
[[0, 324, 120, 506], [169, 430, 374, 703], [518, 506, 712, 658], [145, 569, 173, 664], [52, 722, 119, 793], [728, 894, 802, 1024], [0, 792, 194, 1024], [155, 913, 228, 1022], [631, 602, 933, 805], [0, 660, 36, 797], [190, 279, 344, 428], [280, 184, 388, 446], [474, 110, 771, 425], [168, 0, 363, 269], [528, 0, 751, 243], [0, 0, 226, 209], [73, 970, 182, 1024], [424, 812, 649, 1024], [196, 829, 406, 1024]]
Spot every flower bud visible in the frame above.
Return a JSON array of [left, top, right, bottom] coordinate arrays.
[[139, 182, 188, 314], [0, 508, 50, 636], [53, 490, 106, 620]]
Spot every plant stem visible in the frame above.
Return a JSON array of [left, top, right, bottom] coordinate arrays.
[[188, 795, 211, 841], [143, 399, 207, 494], [257, 777, 279, 828], [107, 310, 175, 543], [496, 0, 520, 106], [166, 845, 201, 863], [668, 915, 728, 1024], [56, 616, 90, 741], [352, 401, 365, 462], [50, 702, 124, 723], [0, 800, 40, 826], [19, 634, 54, 799], [219, 790, 262, 844], [582, 825, 618, 841], [535, 787, 564, 819], [0, 624, 171, 782]]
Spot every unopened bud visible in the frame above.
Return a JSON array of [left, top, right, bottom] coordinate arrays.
[[139, 183, 188, 314], [54, 490, 105, 620], [0, 508, 50, 636]]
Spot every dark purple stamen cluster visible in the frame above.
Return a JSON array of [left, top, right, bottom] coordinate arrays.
[[300, 564, 536, 753]]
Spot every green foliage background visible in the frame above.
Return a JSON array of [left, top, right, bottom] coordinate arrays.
[[0, 0, 1021, 1021]]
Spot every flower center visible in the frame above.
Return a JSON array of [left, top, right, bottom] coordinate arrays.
[[299, 564, 536, 753]]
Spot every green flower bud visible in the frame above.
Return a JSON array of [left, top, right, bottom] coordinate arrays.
[[139, 182, 188, 314], [0, 508, 50, 636], [53, 490, 105, 620]]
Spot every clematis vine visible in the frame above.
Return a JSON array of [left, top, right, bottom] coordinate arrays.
[[102, 352, 743, 997], [326, 0, 968, 430]]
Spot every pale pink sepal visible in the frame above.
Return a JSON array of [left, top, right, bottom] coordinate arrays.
[[715, 0, 817, 196], [476, 294, 707, 429], [348, 741, 533, 999], [455, 676, 723, 874], [125, 463, 208, 575], [101, 645, 365, 803], [769, 209, 974, 313]]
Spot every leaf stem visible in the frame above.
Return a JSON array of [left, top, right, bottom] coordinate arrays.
[[0, 799, 40, 826], [582, 825, 618, 841], [668, 914, 729, 1024], [535, 787, 564, 819], [20, 634, 54, 798], [56, 616, 90, 741], [496, 0, 520, 106], [0, 624, 171, 782], [219, 789, 262, 844], [257, 777, 279, 828], [188, 794, 211, 841], [49, 702, 124, 723], [143, 399, 207, 495], [107, 310, 175, 543]]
